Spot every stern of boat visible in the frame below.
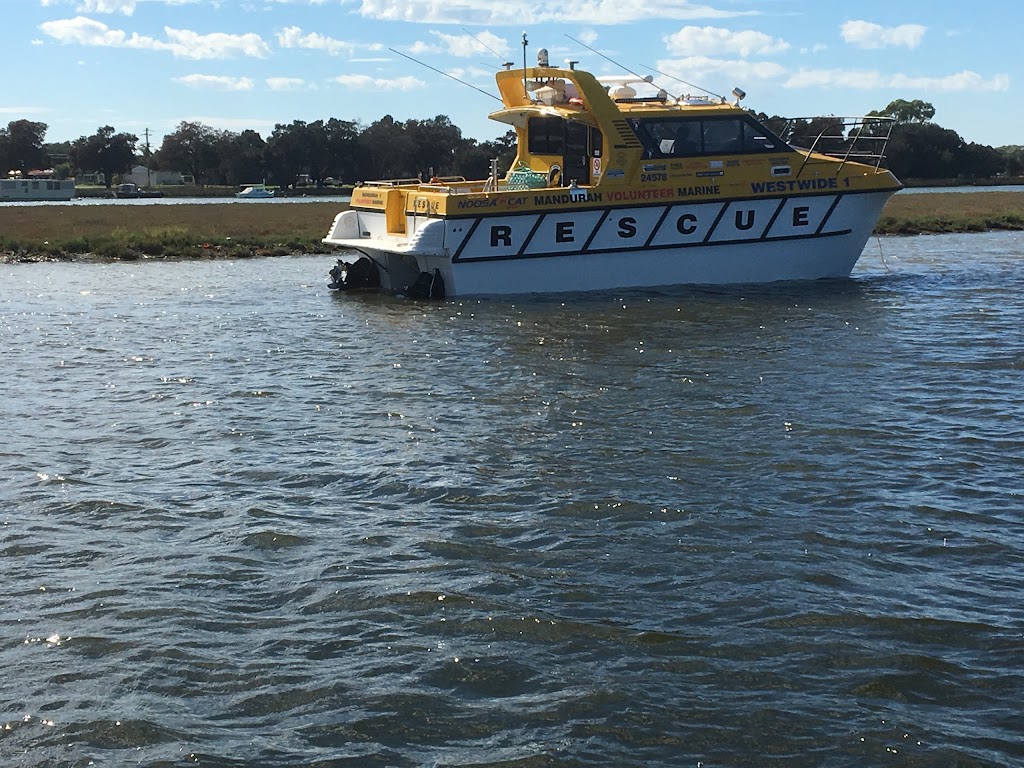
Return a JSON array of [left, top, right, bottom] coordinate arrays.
[[323, 190, 451, 298]]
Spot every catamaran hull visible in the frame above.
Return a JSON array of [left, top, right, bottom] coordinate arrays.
[[325, 189, 893, 297]]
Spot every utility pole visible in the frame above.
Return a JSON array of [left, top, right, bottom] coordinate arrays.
[[144, 128, 152, 188]]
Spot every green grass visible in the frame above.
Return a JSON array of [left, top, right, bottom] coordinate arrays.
[[3, 191, 1024, 263], [0, 202, 345, 262]]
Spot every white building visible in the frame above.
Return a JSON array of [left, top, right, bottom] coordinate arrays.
[[125, 165, 186, 186]]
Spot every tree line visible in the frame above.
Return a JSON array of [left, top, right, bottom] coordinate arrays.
[[0, 116, 517, 190], [2, 99, 1023, 188]]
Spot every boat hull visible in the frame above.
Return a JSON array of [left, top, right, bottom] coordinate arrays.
[[325, 188, 894, 297]]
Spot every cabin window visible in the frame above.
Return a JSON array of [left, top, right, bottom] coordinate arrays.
[[528, 117, 565, 156], [630, 116, 789, 158], [742, 120, 784, 152], [702, 119, 742, 154]]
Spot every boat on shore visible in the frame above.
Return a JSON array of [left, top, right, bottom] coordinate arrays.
[[236, 184, 275, 199], [324, 43, 902, 298], [1, 171, 76, 202]]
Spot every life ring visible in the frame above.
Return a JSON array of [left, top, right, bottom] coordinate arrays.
[[548, 164, 562, 186]]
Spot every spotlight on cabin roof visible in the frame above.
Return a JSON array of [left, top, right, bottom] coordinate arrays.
[[732, 87, 747, 104]]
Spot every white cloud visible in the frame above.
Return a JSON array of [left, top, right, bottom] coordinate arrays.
[[0, 106, 51, 116], [277, 26, 355, 56], [785, 67, 1009, 92], [164, 28, 271, 59], [407, 40, 442, 56], [331, 74, 425, 91], [431, 30, 511, 58], [446, 65, 496, 81], [40, 17, 129, 47], [266, 77, 311, 91], [840, 20, 926, 49], [175, 74, 255, 91], [664, 26, 789, 57], [355, 0, 754, 25], [656, 55, 788, 88], [38, 17, 271, 59], [40, 0, 200, 13], [41, 0, 137, 13]]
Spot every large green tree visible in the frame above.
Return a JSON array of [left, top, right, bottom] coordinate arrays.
[[217, 129, 267, 186], [357, 115, 417, 180], [406, 115, 463, 179], [0, 119, 48, 174], [71, 126, 138, 187], [156, 122, 224, 185], [264, 120, 314, 188], [316, 118, 361, 186], [870, 98, 936, 125], [455, 130, 518, 180]]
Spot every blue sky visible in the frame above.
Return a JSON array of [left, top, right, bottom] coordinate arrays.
[[4, 0, 1019, 151]]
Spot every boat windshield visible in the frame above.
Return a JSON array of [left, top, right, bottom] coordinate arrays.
[[630, 116, 790, 159]]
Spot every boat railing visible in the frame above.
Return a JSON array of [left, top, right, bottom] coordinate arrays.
[[362, 177, 489, 194], [781, 115, 896, 177], [363, 178, 423, 188]]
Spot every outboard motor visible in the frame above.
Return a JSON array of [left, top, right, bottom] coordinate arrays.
[[328, 257, 381, 291], [405, 269, 445, 299]]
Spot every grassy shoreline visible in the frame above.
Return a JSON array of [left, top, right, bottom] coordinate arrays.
[[2, 191, 1023, 264]]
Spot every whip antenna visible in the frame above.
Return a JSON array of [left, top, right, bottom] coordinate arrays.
[[643, 64, 724, 101], [461, 27, 506, 62], [564, 34, 678, 100], [389, 48, 502, 102]]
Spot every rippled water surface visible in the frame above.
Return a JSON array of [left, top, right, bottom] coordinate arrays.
[[3, 233, 1024, 767]]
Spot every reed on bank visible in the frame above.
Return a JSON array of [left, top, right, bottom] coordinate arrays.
[[0, 202, 344, 262], [876, 191, 1024, 234], [1, 192, 1023, 263]]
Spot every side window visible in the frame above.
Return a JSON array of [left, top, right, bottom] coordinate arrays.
[[528, 117, 565, 156], [630, 119, 702, 158], [742, 120, 785, 152], [668, 121, 702, 156], [702, 119, 742, 154]]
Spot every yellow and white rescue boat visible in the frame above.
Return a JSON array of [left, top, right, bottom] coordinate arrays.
[[324, 47, 901, 298]]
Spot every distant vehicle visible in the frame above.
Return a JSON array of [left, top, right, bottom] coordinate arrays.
[[1, 170, 76, 202]]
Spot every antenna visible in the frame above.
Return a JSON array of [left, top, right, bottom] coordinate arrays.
[[388, 48, 502, 102], [521, 32, 529, 99], [461, 27, 505, 61], [564, 34, 678, 100], [643, 64, 724, 101]]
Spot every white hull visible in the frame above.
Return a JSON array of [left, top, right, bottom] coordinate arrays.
[[326, 189, 892, 297], [236, 186, 274, 199]]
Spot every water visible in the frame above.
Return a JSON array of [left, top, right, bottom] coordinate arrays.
[[1, 196, 350, 207], [2, 232, 1023, 767]]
